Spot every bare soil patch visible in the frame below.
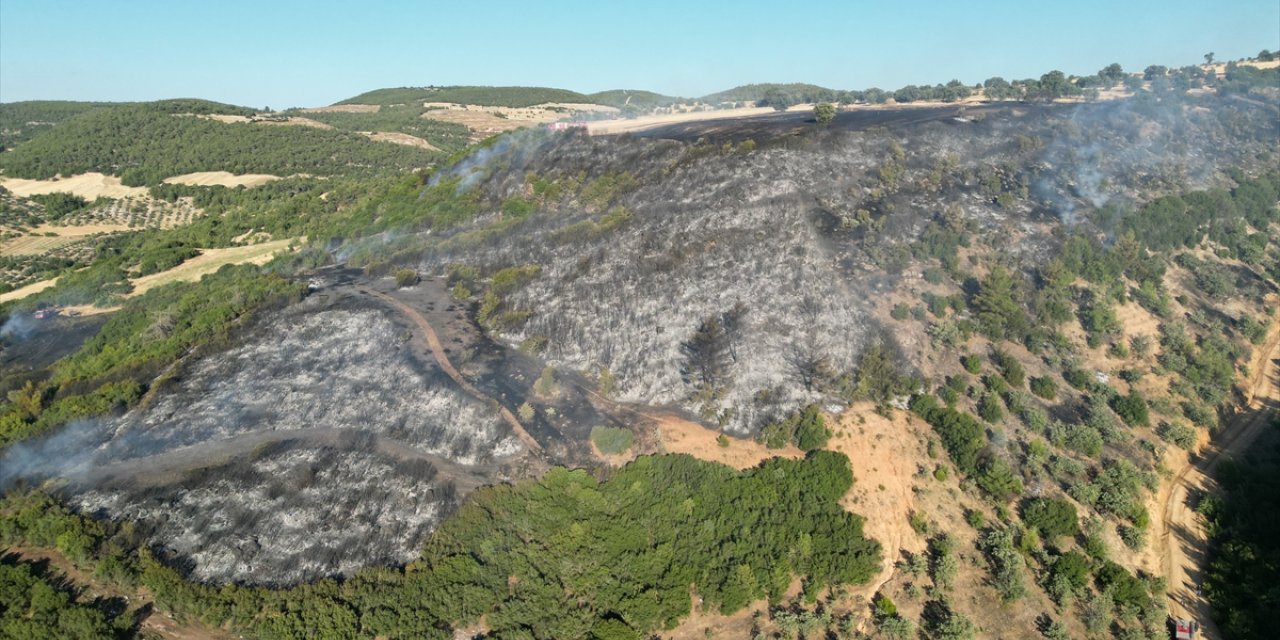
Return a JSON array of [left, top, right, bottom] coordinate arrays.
[[361, 130, 440, 151], [0, 173, 149, 199], [301, 104, 381, 113], [588, 106, 776, 135], [829, 403, 931, 601], [193, 114, 332, 129], [0, 277, 59, 303], [162, 171, 282, 188], [129, 239, 295, 295], [588, 437, 635, 467], [420, 102, 620, 140], [655, 414, 802, 469]]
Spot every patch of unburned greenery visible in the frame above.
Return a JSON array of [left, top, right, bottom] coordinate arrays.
[[590, 425, 634, 455]]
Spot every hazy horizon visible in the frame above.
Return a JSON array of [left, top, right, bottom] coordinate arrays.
[[2, 0, 1278, 108]]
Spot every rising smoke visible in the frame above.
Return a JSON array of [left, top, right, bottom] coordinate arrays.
[[0, 313, 37, 342]]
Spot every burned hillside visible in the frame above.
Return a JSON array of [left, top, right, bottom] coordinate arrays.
[[3, 284, 528, 585], [403, 93, 1278, 434]]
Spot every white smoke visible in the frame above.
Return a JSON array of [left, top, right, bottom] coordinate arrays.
[[425, 127, 556, 193], [0, 313, 37, 341]]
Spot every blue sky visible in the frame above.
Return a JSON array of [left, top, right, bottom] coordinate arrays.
[[2, 0, 1277, 107]]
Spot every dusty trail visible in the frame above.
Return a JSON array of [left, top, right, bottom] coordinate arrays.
[[1158, 314, 1280, 637], [367, 289, 543, 452]]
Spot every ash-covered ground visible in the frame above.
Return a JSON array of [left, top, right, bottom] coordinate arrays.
[[416, 95, 1278, 433], [96, 301, 517, 466], [12, 286, 525, 585]]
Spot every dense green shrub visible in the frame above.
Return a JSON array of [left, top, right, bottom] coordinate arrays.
[[991, 348, 1025, 387], [978, 392, 1005, 423], [760, 405, 829, 451], [910, 395, 985, 477], [1156, 421, 1197, 449], [590, 425, 635, 455], [1051, 422, 1103, 457], [1110, 391, 1150, 427], [1021, 497, 1079, 540], [0, 561, 124, 638], [393, 268, 420, 288], [1029, 376, 1057, 400]]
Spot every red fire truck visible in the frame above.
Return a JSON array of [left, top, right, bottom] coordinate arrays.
[[1174, 619, 1198, 640]]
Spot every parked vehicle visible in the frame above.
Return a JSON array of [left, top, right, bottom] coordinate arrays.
[[1174, 619, 1198, 640]]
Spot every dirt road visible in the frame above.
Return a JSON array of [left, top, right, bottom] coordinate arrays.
[[367, 289, 543, 452], [1159, 316, 1280, 637]]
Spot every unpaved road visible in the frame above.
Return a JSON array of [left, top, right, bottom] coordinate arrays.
[[1159, 316, 1280, 637], [367, 289, 543, 452]]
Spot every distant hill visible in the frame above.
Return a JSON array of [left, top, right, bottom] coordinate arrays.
[[0, 101, 436, 186], [700, 83, 842, 106], [1, 101, 109, 149], [338, 86, 596, 108], [587, 89, 683, 109], [284, 104, 472, 154], [0, 99, 257, 150]]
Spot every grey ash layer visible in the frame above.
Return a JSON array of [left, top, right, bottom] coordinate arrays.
[[70, 300, 520, 585], [419, 97, 1277, 434]]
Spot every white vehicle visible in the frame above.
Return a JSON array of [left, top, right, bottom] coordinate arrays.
[[1174, 619, 1198, 640]]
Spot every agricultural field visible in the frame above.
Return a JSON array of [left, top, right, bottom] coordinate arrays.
[[0, 190, 203, 291]]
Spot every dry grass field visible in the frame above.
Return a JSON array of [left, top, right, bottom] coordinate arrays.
[[420, 102, 619, 140], [1, 238, 299, 305], [162, 171, 283, 188], [0, 173, 149, 199], [128, 238, 297, 295]]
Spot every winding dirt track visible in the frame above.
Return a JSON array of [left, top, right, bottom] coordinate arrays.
[[1158, 316, 1280, 637], [367, 289, 543, 452]]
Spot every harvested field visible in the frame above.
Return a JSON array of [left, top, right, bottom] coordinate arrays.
[[129, 239, 295, 295], [362, 131, 440, 151], [163, 171, 283, 188], [0, 238, 296, 305], [0, 198, 203, 289], [588, 105, 776, 135], [301, 104, 381, 113], [0, 173, 149, 199], [0, 277, 59, 303], [191, 114, 333, 129], [1, 233, 90, 256], [420, 101, 620, 140]]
